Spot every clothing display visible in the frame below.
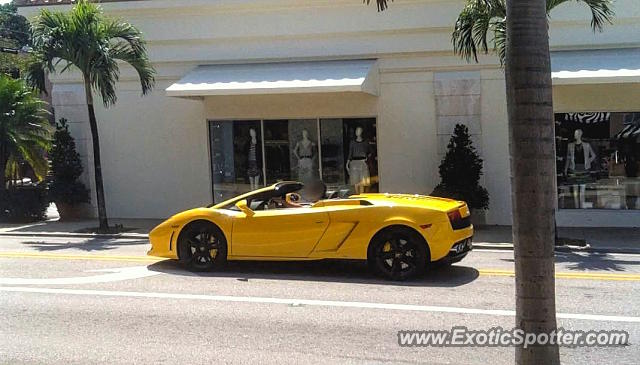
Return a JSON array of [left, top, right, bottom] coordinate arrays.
[[555, 112, 640, 210], [297, 157, 314, 182], [295, 141, 315, 159], [565, 141, 595, 172], [293, 136, 317, 183], [247, 141, 261, 178], [210, 118, 379, 204], [348, 140, 368, 160], [349, 159, 370, 186], [575, 144, 585, 165]]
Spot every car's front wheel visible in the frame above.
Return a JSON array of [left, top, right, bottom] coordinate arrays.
[[177, 220, 227, 271], [367, 226, 428, 280]]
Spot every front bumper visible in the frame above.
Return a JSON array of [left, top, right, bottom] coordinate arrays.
[[147, 222, 179, 259], [437, 237, 473, 265]]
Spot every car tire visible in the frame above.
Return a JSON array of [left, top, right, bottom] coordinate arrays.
[[367, 226, 428, 281], [177, 220, 227, 271]]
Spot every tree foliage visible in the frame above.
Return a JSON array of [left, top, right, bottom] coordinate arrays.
[[431, 124, 489, 210], [27, 0, 155, 105], [0, 1, 32, 77], [27, 0, 156, 230], [452, 0, 614, 65], [0, 74, 51, 185], [0, 2, 31, 48], [48, 118, 89, 205]]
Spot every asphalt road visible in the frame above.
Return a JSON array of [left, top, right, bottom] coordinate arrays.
[[0, 235, 638, 364]]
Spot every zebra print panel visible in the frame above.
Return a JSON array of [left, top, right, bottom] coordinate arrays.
[[564, 112, 610, 124]]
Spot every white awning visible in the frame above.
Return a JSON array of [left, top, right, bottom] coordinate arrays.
[[166, 59, 378, 97], [552, 48, 640, 85]]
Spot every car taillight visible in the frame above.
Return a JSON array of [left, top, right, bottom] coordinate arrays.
[[447, 209, 462, 225]]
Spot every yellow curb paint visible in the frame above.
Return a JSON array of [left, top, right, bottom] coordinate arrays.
[[0, 252, 164, 263], [478, 269, 640, 281], [1, 252, 639, 281]]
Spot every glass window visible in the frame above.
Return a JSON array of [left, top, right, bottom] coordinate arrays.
[[556, 112, 640, 210], [341, 118, 379, 195], [209, 120, 263, 203], [209, 118, 379, 204], [289, 119, 320, 184], [263, 120, 291, 184]]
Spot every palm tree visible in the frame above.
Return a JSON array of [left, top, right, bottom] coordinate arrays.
[[0, 74, 51, 194], [367, 0, 578, 363], [452, 0, 614, 65], [27, 0, 155, 231], [504, 1, 560, 363]]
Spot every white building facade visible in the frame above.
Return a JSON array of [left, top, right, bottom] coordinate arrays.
[[19, 0, 640, 227]]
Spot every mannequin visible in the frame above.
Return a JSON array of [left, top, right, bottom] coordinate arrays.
[[247, 128, 261, 190], [564, 129, 596, 208], [346, 126, 371, 194], [293, 129, 316, 183]]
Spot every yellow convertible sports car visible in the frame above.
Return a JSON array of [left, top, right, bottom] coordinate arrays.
[[149, 181, 473, 280]]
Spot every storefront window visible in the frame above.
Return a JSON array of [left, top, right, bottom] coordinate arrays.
[[556, 112, 640, 210], [209, 118, 378, 203], [209, 120, 263, 203]]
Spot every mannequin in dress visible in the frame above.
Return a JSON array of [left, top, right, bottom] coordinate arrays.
[[346, 126, 370, 194], [247, 128, 261, 190], [293, 129, 316, 183], [564, 129, 596, 208]]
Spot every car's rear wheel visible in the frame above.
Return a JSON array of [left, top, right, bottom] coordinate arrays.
[[367, 226, 428, 281], [177, 220, 227, 271]]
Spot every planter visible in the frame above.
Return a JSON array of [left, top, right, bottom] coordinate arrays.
[[55, 202, 87, 221], [470, 209, 486, 226]]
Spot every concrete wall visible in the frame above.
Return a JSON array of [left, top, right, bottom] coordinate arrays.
[[19, 0, 640, 223]]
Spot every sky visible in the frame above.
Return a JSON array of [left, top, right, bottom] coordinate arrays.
[[1, 0, 12, 5]]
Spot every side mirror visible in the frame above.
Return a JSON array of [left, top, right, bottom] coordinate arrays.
[[235, 199, 254, 217]]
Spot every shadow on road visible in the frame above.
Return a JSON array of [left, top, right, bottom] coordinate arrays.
[[147, 259, 479, 287], [501, 251, 639, 272], [555, 251, 640, 272], [21, 238, 149, 252]]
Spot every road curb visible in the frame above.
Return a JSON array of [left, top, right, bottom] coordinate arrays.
[[0, 232, 149, 240], [473, 243, 640, 255]]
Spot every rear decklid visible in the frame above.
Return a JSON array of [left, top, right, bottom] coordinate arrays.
[[351, 193, 467, 213]]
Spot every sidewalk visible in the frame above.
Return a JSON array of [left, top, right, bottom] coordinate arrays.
[[474, 225, 640, 254], [0, 218, 162, 239], [1, 217, 637, 254]]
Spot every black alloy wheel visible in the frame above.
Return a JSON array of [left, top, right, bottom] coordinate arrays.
[[178, 221, 227, 271], [368, 227, 428, 280]]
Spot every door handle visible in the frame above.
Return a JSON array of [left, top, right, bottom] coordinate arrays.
[[315, 221, 325, 224]]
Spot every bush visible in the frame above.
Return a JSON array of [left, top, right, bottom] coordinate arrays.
[[431, 124, 489, 210], [48, 118, 90, 205], [0, 184, 48, 222]]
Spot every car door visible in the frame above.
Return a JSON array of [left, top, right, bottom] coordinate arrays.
[[231, 207, 330, 258]]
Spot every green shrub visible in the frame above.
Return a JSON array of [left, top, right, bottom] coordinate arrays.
[[0, 184, 48, 221], [48, 118, 90, 205], [431, 124, 489, 210]]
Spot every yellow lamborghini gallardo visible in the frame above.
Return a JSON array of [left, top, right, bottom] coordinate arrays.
[[148, 181, 473, 280]]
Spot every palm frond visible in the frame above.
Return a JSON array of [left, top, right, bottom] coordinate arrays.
[[452, 0, 506, 63], [492, 18, 507, 66], [109, 42, 155, 97], [24, 54, 48, 93], [29, 0, 155, 107], [364, 0, 393, 11], [547, 0, 614, 32], [105, 19, 155, 96], [452, 0, 613, 65], [0, 75, 52, 182]]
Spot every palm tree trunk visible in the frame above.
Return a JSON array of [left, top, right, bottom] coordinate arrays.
[[84, 78, 109, 231], [505, 0, 560, 364], [0, 153, 6, 210]]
